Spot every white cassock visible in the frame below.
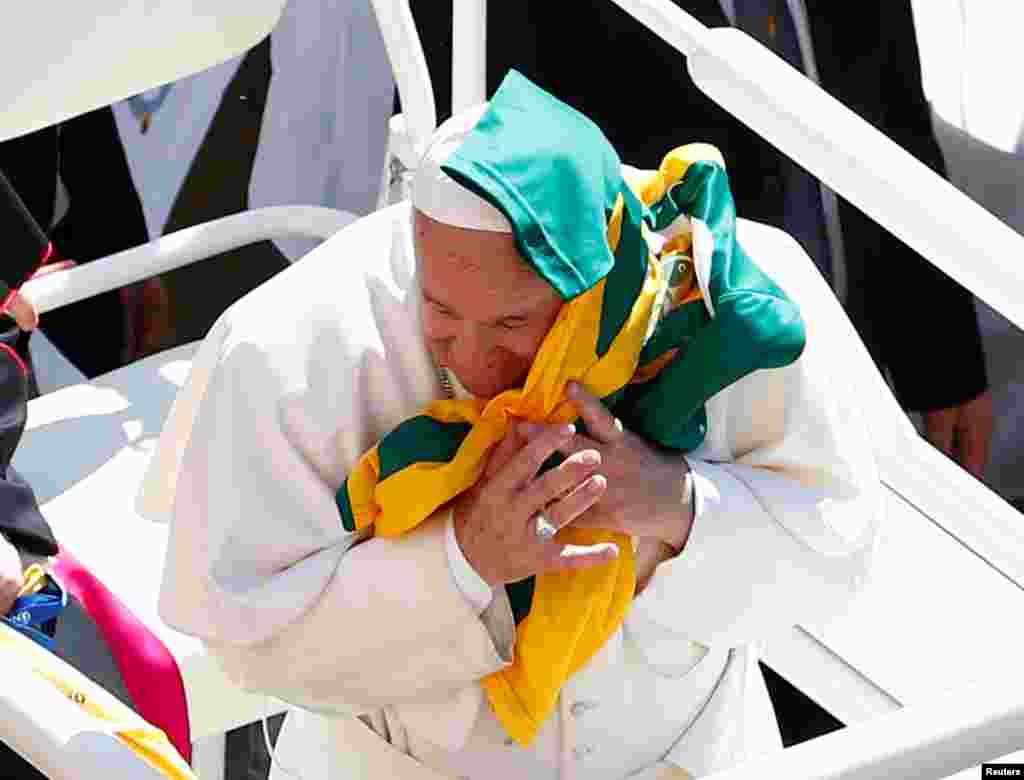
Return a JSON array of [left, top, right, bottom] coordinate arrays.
[[140, 191, 882, 778], [248, 0, 395, 261]]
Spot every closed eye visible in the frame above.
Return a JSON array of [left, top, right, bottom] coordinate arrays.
[[497, 317, 529, 330], [430, 300, 457, 318]]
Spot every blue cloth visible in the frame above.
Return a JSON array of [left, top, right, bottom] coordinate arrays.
[[732, 0, 833, 283], [1, 572, 67, 651]]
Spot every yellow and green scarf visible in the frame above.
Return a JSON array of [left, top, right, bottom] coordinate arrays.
[[337, 71, 805, 746]]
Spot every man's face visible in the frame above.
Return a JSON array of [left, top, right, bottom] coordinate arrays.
[[416, 210, 563, 399]]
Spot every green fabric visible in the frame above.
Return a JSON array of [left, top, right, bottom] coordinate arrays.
[[378, 417, 473, 480], [341, 70, 807, 601], [338, 485, 357, 532], [616, 161, 806, 447], [442, 70, 626, 301], [337, 417, 473, 531], [506, 577, 536, 626], [596, 187, 648, 357]]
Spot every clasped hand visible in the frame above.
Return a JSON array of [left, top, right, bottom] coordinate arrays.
[[453, 382, 692, 587]]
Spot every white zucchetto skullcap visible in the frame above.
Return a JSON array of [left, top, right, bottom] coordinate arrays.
[[411, 103, 513, 233]]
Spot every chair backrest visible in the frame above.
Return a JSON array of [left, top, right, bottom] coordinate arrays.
[[369, 0, 488, 183], [0, 0, 287, 144]]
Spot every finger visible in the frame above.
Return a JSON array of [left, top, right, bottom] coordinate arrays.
[[0, 585, 19, 615], [959, 422, 991, 480], [483, 427, 525, 480], [544, 473, 607, 531], [524, 448, 602, 509], [545, 542, 620, 574], [497, 422, 575, 490], [30, 259, 76, 278], [519, 421, 602, 464], [567, 381, 623, 444], [924, 409, 955, 457], [9, 297, 37, 332]]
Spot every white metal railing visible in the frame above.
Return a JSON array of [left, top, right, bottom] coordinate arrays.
[[706, 677, 1024, 779], [21, 206, 354, 315]]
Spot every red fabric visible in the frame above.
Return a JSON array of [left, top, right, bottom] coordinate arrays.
[[52, 547, 192, 764]]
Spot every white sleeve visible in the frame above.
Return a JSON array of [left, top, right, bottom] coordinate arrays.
[[446, 512, 495, 614], [627, 352, 882, 649]]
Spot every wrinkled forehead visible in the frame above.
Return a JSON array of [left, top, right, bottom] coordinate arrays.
[[413, 208, 531, 279]]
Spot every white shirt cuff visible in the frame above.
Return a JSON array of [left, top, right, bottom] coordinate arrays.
[[445, 511, 494, 614]]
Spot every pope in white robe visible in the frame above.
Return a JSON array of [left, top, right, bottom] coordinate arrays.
[[141, 73, 882, 780]]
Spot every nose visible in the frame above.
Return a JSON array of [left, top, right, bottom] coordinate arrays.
[[449, 322, 497, 371]]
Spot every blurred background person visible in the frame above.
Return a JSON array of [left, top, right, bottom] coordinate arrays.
[[913, 0, 1024, 508], [531, 0, 993, 482], [0, 106, 171, 380], [248, 0, 394, 262]]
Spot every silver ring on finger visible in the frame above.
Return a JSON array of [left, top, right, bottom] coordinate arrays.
[[534, 510, 558, 540]]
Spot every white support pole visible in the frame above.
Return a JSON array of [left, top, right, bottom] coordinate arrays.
[[609, 0, 1024, 333], [452, 0, 487, 113], [370, 0, 437, 150]]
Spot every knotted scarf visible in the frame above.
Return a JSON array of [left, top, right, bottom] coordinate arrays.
[[336, 71, 805, 746]]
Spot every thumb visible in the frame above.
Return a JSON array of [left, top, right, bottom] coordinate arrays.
[[483, 425, 525, 480], [8, 294, 38, 332], [958, 395, 994, 479]]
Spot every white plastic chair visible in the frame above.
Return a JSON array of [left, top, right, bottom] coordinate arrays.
[[0, 623, 197, 780], [5, 0, 1024, 777]]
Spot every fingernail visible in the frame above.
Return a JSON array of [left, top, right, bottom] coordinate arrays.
[[561, 423, 577, 436], [588, 474, 606, 491], [579, 450, 600, 465]]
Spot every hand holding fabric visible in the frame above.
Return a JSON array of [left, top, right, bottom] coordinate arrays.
[[3, 259, 76, 332], [532, 382, 694, 552], [452, 421, 618, 588]]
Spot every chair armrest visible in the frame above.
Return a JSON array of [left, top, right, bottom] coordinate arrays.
[[22, 206, 356, 315]]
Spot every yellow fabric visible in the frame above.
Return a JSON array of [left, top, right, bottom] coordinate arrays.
[[17, 563, 49, 598], [0, 622, 195, 778], [346, 145, 717, 746]]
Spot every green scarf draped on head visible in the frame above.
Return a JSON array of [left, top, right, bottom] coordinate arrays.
[[337, 70, 806, 745]]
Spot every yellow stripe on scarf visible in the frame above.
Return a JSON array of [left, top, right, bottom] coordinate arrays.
[[345, 144, 718, 746]]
